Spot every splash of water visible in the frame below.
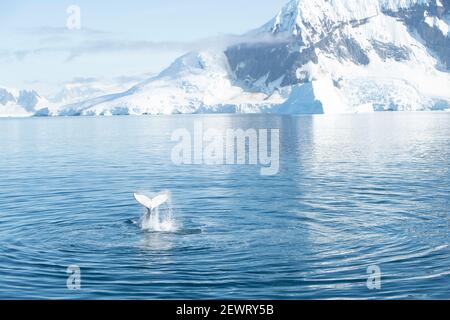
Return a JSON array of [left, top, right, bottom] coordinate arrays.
[[139, 193, 178, 232]]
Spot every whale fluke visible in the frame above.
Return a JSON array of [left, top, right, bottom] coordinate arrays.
[[134, 192, 170, 210]]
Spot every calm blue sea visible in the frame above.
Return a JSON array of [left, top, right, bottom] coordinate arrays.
[[0, 113, 449, 299]]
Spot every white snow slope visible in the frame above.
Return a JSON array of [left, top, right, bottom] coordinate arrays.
[[2, 0, 450, 116], [0, 78, 141, 117], [0, 87, 49, 117], [57, 51, 283, 116], [258, 0, 450, 113]]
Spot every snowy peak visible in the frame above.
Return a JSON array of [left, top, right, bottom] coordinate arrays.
[[231, 0, 449, 86], [0, 87, 49, 117], [156, 51, 232, 80], [0, 87, 16, 105], [380, 0, 433, 12], [51, 0, 450, 116], [17, 90, 44, 112], [2, 0, 450, 117], [264, 0, 442, 39], [51, 80, 129, 105], [57, 51, 283, 116], [381, 0, 450, 69], [266, 0, 381, 41], [225, 0, 450, 112]]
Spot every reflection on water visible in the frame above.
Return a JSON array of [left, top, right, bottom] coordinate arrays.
[[0, 113, 449, 299], [139, 232, 176, 252]]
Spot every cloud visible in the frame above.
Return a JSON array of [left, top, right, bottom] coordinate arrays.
[[66, 76, 99, 84], [1, 26, 290, 63], [1, 36, 198, 63], [59, 72, 155, 87], [18, 26, 108, 36], [63, 39, 195, 61], [114, 72, 155, 85]]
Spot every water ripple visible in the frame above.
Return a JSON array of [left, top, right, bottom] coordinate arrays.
[[0, 114, 449, 299]]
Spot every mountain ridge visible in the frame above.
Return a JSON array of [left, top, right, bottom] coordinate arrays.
[[1, 0, 449, 116]]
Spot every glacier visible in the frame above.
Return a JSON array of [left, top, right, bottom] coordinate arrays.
[[1, 0, 450, 117]]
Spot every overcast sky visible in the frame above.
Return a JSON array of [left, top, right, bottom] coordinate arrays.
[[0, 0, 287, 94]]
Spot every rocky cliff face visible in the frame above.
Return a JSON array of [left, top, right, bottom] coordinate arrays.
[[383, 0, 450, 69], [226, 0, 450, 93]]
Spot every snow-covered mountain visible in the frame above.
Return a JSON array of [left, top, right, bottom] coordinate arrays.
[[4, 0, 450, 116], [39, 78, 141, 116], [56, 51, 285, 116], [225, 0, 450, 113], [56, 0, 449, 116], [0, 76, 148, 117], [52, 82, 116, 106], [0, 87, 49, 117]]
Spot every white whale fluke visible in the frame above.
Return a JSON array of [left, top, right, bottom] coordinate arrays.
[[134, 191, 176, 232], [134, 192, 170, 210]]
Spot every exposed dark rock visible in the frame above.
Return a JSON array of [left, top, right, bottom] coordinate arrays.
[[382, 1, 450, 70], [17, 90, 39, 112], [225, 1, 449, 94], [225, 33, 370, 92], [225, 41, 318, 91], [371, 40, 411, 61], [0, 88, 15, 105]]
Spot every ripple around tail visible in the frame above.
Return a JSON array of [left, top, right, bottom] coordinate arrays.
[[139, 194, 179, 233]]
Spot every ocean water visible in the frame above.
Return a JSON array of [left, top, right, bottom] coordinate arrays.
[[0, 113, 449, 300]]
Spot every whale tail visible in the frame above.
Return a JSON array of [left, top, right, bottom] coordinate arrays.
[[134, 191, 170, 211]]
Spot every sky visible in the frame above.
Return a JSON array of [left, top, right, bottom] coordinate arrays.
[[0, 0, 288, 95]]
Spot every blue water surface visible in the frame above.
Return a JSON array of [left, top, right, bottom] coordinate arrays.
[[0, 113, 449, 299]]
